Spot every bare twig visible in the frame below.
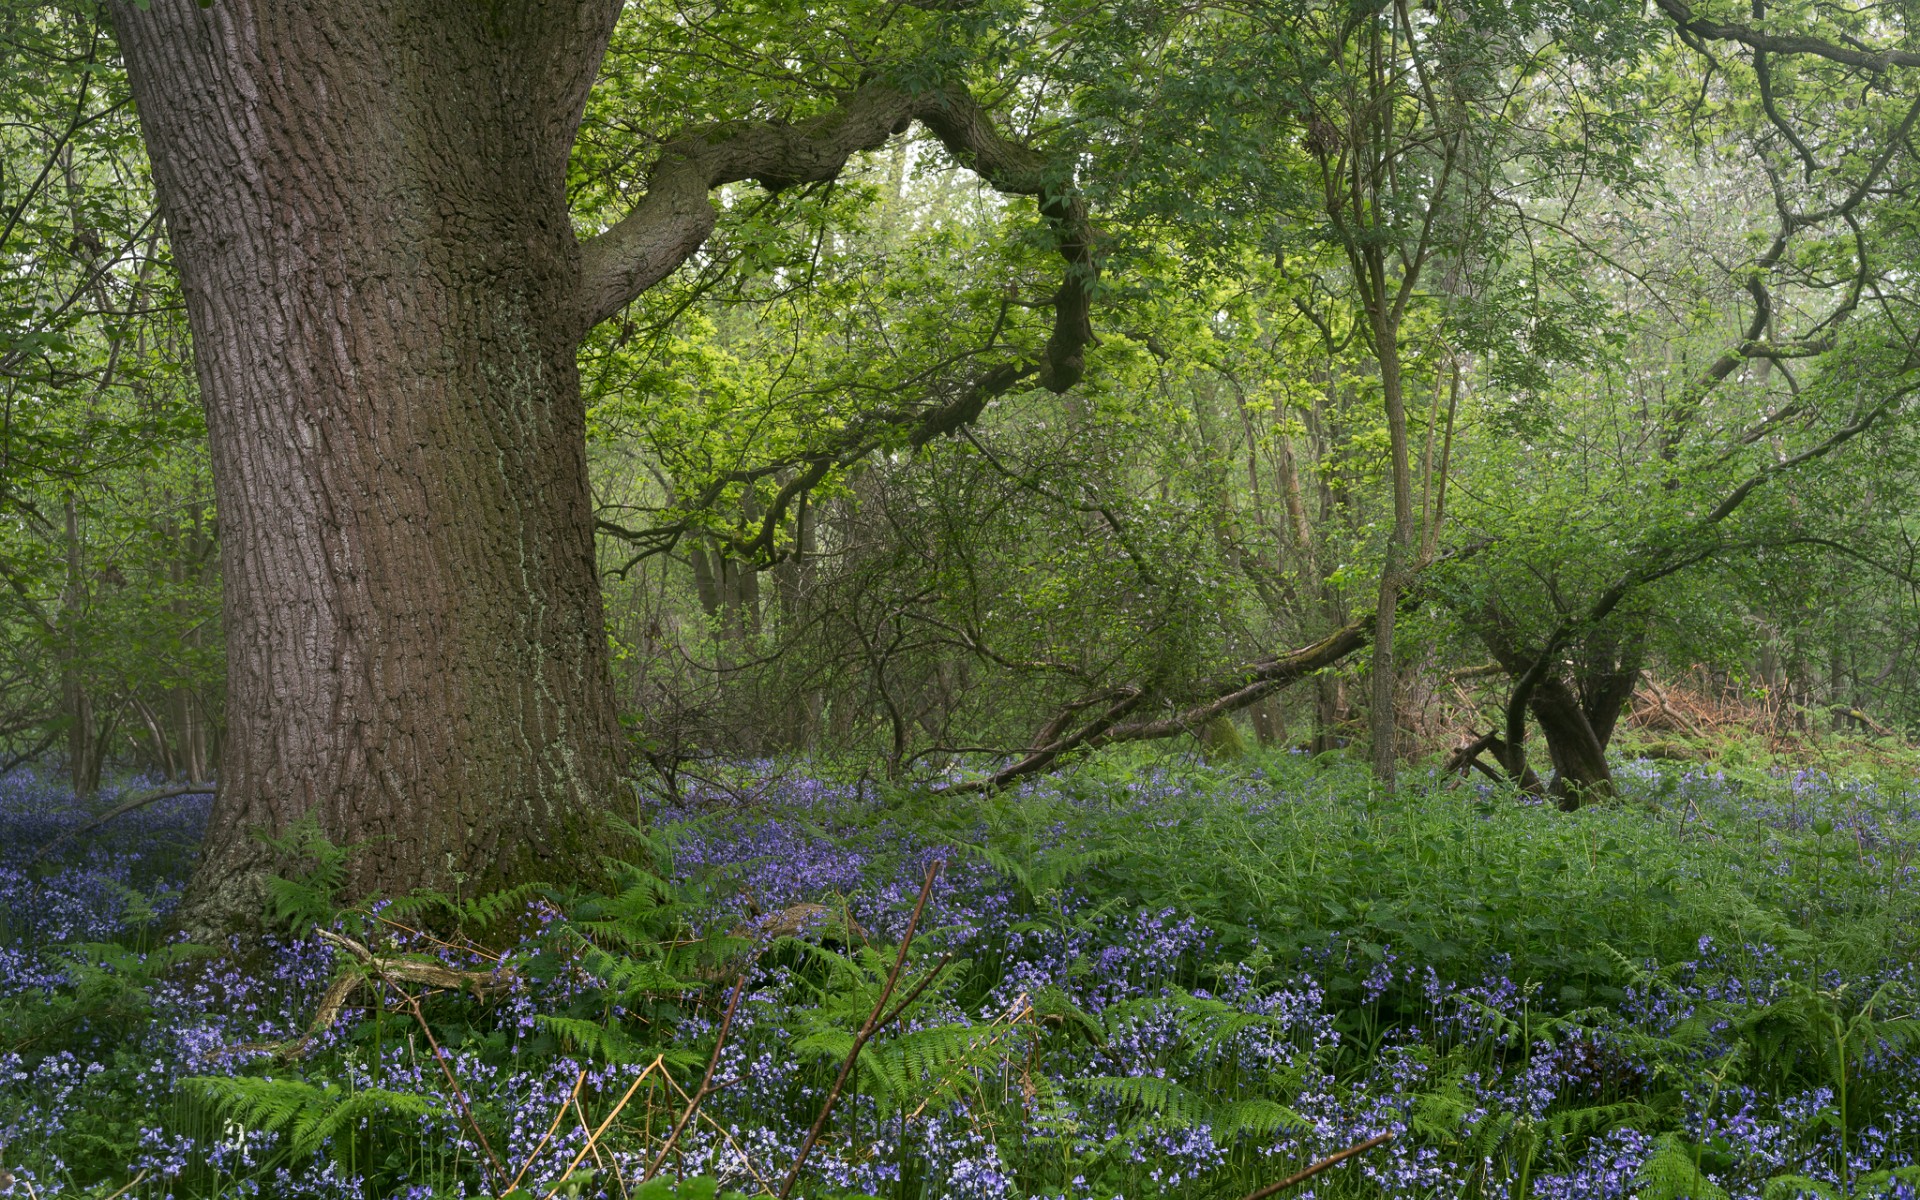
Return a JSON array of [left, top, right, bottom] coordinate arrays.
[[659, 1069, 775, 1193], [541, 1058, 664, 1200], [504, 1067, 587, 1196], [571, 1093, 608, 1175], [399, 987, 504, 1185], [96, 1170, 149, 1200], [1238, 1132, 1396, 1200], [644, 965, 755, 1181], [778, 860, 944, 1200], [903, 992, 1036, 1124], [874, 952, 954, 1032]]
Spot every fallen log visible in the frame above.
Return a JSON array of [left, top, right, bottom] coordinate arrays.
[[239, 928, 512, 1061], [30, 782, 216, 864], [939, 613, 1372, 794]]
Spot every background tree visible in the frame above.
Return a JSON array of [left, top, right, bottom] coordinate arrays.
[[0, 0, 214, 795]]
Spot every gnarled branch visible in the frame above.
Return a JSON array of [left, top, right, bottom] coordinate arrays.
[[1652, 0, 1920, 72], [938, 613, 1374, 794], [576, 80, 1096, 392]]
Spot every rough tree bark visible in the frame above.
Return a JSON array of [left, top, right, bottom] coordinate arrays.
[[61, 491, 104, 798], [1469, 608, 1647, 808], [112, 0, 1098, 929], [113, 2, 629, 925]]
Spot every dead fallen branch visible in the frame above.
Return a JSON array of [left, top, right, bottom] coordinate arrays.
[[247, 928, 512, 1061], [30, 782, 215, 863]]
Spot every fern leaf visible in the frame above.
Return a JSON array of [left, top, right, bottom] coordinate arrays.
[[1637, 1134, 1730, 1200], [1214, 1099, 1309, 1140]]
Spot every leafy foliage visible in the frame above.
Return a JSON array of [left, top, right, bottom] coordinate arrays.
[[181, 1075, 446, 1161]]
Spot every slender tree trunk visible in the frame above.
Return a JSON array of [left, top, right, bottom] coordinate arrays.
[[167, 531, 210, 782], [772, 493, 821, 749], [60, 492, 103, 797], [1249, 697, 1281, 747], [113, 0, 625, 927], [1368, 327, 1418, 789]]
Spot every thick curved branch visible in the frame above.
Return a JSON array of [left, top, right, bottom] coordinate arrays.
[[31, 782, 215, 864], [576, 80, 1097, 391], [1653, 0, 1920, 71], [597, 357, 1033, 570]]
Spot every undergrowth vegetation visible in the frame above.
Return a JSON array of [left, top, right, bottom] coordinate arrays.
[[3, 752, 1919, 1199]]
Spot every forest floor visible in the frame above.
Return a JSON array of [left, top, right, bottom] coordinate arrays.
[[2, 749, 1919, 1200]]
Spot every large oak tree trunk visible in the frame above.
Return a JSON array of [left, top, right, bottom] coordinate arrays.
[[113, 0, 625, 927], [113, 0, 1101, 927]]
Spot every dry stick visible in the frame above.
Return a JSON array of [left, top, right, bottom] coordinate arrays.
[[778, 860, 944, 1200], [399, 988, 505, 1186], [904, 993, 1035, 1124], [1237, 1132, 1396, 1200], [644, 965, 754, 1181], [873, 952, 953, 1032], [572, 1093, 610, 1174], [261, 928, 509, 1063], [610, 1132, 633, 1200], [97, 1170, 150, 1200], [504, 1066, 588, 1196], [373, 912, 506, 964], [659, 1069, 772, 1193], [541, 1057, 663, 1200]]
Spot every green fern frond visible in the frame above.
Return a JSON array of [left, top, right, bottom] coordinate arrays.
[[183, 1074, 325, 1132], [1214, 1099, 1310, 1140], [387, 881, 542, 931], [1857, 1166, 1920, 1196], [1410, 1085, 1474, 1141], [184, 1075, 449, 1162], [1543, 1100, 1652, 1141], [795, 1028, 857, 1062], [1028, 985, 1098, 1038], [258, 815, 356, 930], [572, 945, 697, 999], [533, 1015, 677, 1066], [1462, 1109, 1517, 1160], [1636, 1134, 1730, 1200], [1761, 1174, 1841, 1199], [290, 1086, 441, 1157], [1080, 1075, 1210, 1129]]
